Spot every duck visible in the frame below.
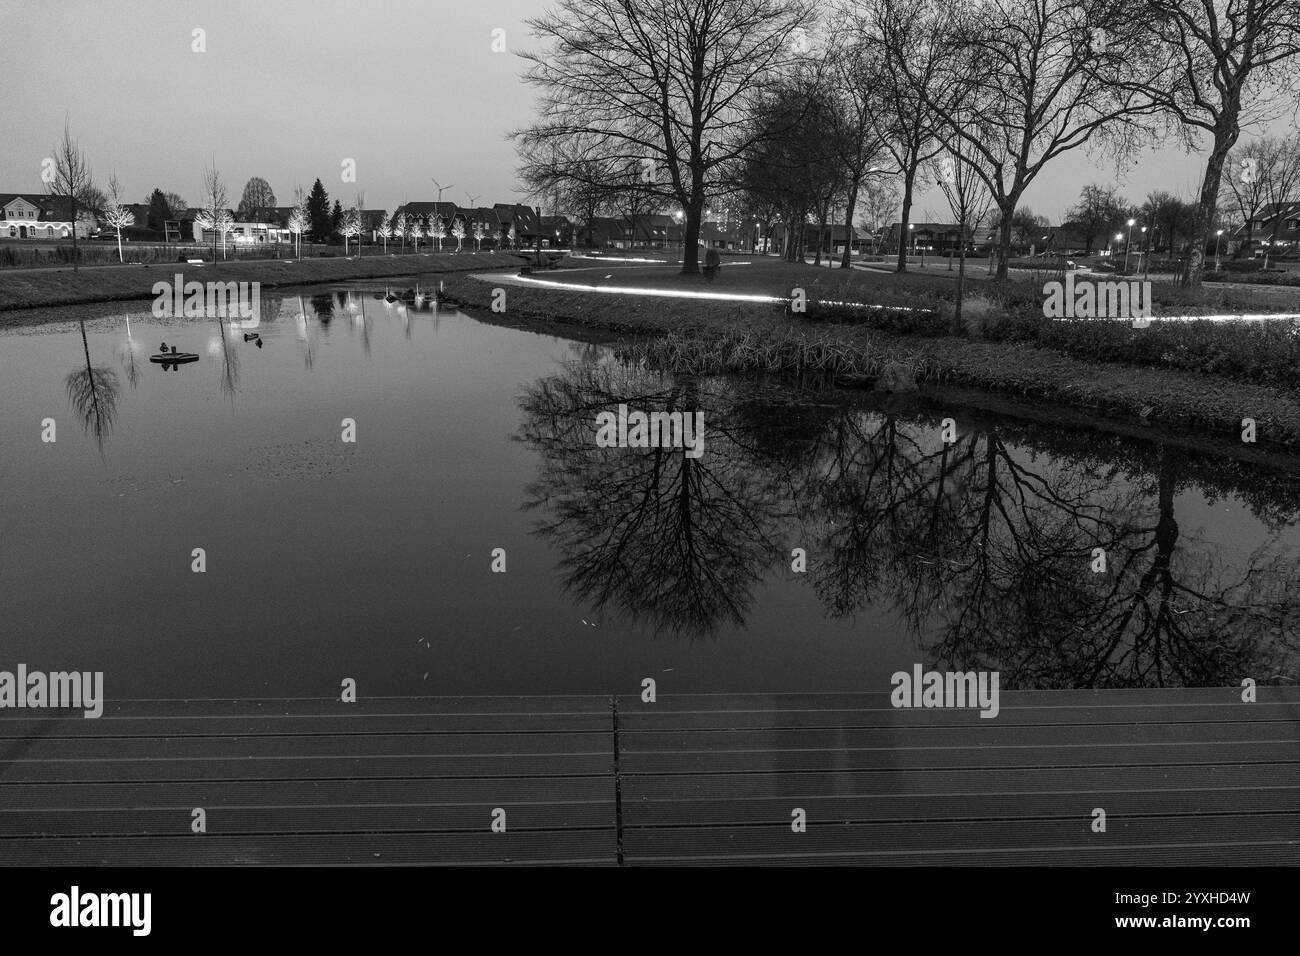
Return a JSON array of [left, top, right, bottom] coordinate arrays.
[[243, 332, 260, 342], [159, 341, 167, 352]]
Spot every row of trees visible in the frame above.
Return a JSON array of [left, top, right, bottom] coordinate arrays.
[[514, 0, 1300, 285]]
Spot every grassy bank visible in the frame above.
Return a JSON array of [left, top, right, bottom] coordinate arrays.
[[0, 251, 526, 312], [441, 270, 1300, 448]]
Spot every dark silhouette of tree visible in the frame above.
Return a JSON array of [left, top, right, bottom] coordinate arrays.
[[66, 319, 119, 450], [517, 361, 787, 637], [307, 179, 332, 243]]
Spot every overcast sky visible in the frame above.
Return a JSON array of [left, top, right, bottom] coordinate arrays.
[[2, 0, 1290, 223]]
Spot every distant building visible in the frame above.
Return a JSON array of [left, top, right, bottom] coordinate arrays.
[[1232, 201, 1300, 258], [539, 215, 571, 247], [188, 208, 291, 245], [0, 193, 96, 239], [882, 222, 975, 254]]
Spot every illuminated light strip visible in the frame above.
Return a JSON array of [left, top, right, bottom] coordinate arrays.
[[506, 273, 785, 303], [567, 254, 756, 266], [568, 254, 672, 263]]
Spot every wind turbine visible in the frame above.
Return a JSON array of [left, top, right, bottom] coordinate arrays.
[[466, 191, 481, 210], [430, 177, 453, 204]]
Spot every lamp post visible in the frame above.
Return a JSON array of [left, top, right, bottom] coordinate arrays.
[[1140, 226, 1148, 279], [1114, 232, 1123, 263], [1216, 229, 1225, 271], [1124, 218, 1135, 272], [908, 222, 915, 258]]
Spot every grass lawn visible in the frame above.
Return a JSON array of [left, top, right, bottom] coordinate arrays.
[[0, 251, 526, 314]]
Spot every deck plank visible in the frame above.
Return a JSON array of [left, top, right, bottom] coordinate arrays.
[[0, 690, 1294, 865]]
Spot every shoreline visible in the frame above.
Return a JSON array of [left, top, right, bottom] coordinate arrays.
[[0, 251, 526, 314], [439, 272, 1300, 450]]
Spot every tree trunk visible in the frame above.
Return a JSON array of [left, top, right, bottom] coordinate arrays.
[[995, 200, 1016, 281], [895, 162, 916, 273], [681, 204, 702, 274], [840, 177, 860, 269], [1182, 131, 1235, 288], [70, 197, 80, 273], [955, 231, 967, 335]]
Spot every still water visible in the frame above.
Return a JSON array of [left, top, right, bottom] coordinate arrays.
[[1, 287, 1298, 697]]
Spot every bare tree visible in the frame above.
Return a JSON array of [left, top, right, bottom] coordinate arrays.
[[393, 210, 408, 253], [451, 218, 466, 252], [195, 160, 228, 259], [235, 176, 277, 222], [1067, 183, 1128, 255], [1225, 138, 1275, 257], [353, 192, 366, 256], [338, 207, 360, 255], [46, 119, 94, 271], [101, 174, 134, 264], [930, 130, 994, 330], [1121, 0, 1300, 286], [516, 0, 816, 274], [849, 0, 945, 273], [889, 0, 1164, 280], [429, 213, 447, 252], [1258, 133, 1300, 267]]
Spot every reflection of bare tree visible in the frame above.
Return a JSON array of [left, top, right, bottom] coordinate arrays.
[[66, 318, 119, 449], [797, 405, 1300, 688], [1067, 446, 1300, 687], [118, 313, 144, 389], [517, 360, 785, 638], [214, 318, 239, 396]]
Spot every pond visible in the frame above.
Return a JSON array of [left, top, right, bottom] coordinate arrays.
[[1, 285, 1298, 699]]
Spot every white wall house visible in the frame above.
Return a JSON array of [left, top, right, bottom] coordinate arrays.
[[0, 193, 96, 239], [191, 214, 291, 245]]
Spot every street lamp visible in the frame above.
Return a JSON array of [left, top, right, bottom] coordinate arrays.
[[1114, 232, 1123, 260], [1216, 229, 1225, 271], [1140, 226, 1149, 279], [1124, 218, 1135, 272]]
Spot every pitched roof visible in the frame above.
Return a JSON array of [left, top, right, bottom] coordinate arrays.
[[1, 193, 93, 222]]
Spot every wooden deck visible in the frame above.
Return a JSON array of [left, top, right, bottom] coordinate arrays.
[[1, 688, 1297, 865]]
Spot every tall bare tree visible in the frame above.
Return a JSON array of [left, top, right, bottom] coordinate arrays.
[[888, 0, 1164, 280], [195, 160, 228, 259], [47, 119, 94, 272], [930, 129, 994, 329], [101, 174, 134, 263], [516, 0, 816, 274], [1122, 0, 1300, 286], [849, 0, 945, 273], [1225, 137, 1275, 256], [1258, 133, 1300, 267]]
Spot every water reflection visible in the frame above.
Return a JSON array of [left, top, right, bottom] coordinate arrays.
[[518, 361, 786, 637], [67, 318, 119, 448], [519, 359, 1300, 686]]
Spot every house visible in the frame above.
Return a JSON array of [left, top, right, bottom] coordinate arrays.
[[493, 203, 541, 246], [539, 215, 571, 247], [882, 222, 975, 254], [582, 216, 626, 247], [188, 209, 292, 245], [1231, 201, 1300, 258], [394, 201, 461, 239], [623, 213, 680, 248], [0, 193, 96, 239]]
